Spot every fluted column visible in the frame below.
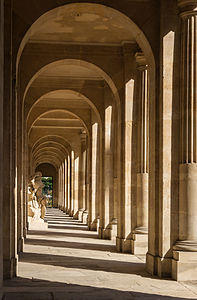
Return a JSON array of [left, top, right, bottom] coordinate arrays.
[[70, 151, 75, 216], [83, 145, 89, 224], [132, 53, 149, 254], [78, 131, 87, 221], [67, 155, 71, 214], [172, 0, 197, 281], [136, 53, 149, 232], [63, 159, 67, 213], [89, 122, 98, 230]]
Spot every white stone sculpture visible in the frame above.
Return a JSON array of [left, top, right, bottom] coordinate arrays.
[[28, 172, 48, 230]]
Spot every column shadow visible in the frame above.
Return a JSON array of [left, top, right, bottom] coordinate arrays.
[[3, 277, 192, 300], [25, 238, 117, 252]]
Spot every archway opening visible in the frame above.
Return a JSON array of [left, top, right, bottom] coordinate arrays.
[[42, 176, 53, 207]]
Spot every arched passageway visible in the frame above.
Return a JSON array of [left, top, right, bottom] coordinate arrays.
[[1, 1, 197, 299]]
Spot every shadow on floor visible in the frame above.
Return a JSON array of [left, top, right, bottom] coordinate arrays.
[[18, 252, 148, 276], [47, 224, 88, 231], [3, 277, 191, 300], [27, 230, 98, 239], [25, 238, 117, 252], [45, 218, 85, 225]]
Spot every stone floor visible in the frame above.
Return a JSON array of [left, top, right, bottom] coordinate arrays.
[[3, 208, 197, 300]]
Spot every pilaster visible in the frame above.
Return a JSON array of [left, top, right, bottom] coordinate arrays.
[[3, 0, 18, 279]]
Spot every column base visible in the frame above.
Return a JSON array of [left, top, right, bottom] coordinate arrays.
[[111, 219, 118, 241], [146, 252, 156, 275], [98, 227, 110, 239], [131, 232, 148, 255], [172, 250, 197, 281], [146, 252, 172, 278], [73, 211, 79, 220], [89, 218, 99, 231], [96, 216, 100, 232], [77, 209, 84, 222], [116, 237, 131, 253], [69, 209, 73, 217], [82, 210, 88, 224], [17, 237, 24, 253], [3, 256, 18, 279], [23, 227, 27, 239], [98, 219, 117, 240]]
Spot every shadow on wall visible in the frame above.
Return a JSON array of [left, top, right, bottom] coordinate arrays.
[[3, 277, 192, 300]]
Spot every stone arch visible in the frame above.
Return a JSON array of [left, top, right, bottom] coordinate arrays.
[[26, 88, 102, 129], [22, 59, 121, 110], [33, 141, 69, 158], [16, 2, 155, 75], [27, 109, 89, 137], [32, 135, 72, 154]]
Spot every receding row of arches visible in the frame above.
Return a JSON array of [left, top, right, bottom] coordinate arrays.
[[1, 2, 197, 292]]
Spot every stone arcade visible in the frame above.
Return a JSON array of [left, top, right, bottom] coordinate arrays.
[[0, 0, 197, 298]]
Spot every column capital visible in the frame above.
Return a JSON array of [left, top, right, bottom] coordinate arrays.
[[178, 0, 197, 16], [135, 52, 148, 71], [80, 130, 87, 142]]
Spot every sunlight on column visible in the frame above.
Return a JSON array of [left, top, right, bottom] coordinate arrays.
[[104, 106, 112, 227], [74, 156, 79, 213], [105, 106, 112, 152], [92, 122, 98, 221], [162, 30, 174, 255], [67, 155, 71, 213], [71, 151, 75, 213], [125, 79, 134, 233], [64, 159, 67, 208]]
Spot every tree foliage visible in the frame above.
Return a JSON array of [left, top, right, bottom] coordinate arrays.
[[42, 177, 53, 194]]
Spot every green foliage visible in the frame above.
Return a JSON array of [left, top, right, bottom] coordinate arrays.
[[42, 177, 52, 193], [42, 177, 53, 207]]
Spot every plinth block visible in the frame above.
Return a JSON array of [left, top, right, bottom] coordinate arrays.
[[172, 251, 197, 281], [28, 217, 48, 230], [131, 233, 148, 255]]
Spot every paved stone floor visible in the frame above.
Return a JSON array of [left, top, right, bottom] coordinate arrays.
[[3, 208, 197, 300]]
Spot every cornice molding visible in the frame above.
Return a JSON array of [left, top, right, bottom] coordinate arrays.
[[30, 76, 105, 89], [23, 41, 137, 57]]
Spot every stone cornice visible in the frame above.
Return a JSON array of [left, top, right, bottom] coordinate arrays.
[[135, 52, 148, 71], [24, 42, 126, 57], [30, 76, 105, 89]]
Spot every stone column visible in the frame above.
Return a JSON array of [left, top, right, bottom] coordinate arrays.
[[131, 53, 149, 255], [100, 98, 114, 239], [63, 159, 67, 213], [70, 151, 75, 216], [89, 122, 98, 230], [73, 156, 79, 219], [67, 155, 71, 214], [61, 162, 65, 211], [58, 166, 61, 209], [173, 0, 197, 281], [78, 131, 87, 221], [83, 146, 89, 224]]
